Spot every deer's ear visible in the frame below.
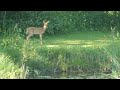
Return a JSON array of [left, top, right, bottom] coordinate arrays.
[[43, 20, 45, 23], [47, 21, 49, 23]]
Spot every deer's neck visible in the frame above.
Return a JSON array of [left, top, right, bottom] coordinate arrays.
[[43, 25, 47, 30]]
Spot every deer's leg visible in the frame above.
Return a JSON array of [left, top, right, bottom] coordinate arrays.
[[40, 34, 42, 45], [26, 34, 32, 40]]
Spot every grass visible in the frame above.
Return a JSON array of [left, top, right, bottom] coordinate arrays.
[[0, 53, 28, 79], [0, 31, 120, 79]]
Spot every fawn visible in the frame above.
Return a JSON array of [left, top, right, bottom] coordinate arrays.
[[26, 20, 49, 45]]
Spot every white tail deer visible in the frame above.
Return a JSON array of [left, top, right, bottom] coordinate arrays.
[[26, 20, 49, 45]]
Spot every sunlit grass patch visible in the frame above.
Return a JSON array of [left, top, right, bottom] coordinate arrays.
[[0, 53, 25, 79]]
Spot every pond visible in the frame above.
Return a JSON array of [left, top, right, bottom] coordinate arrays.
[[29, 71, 115, 79]]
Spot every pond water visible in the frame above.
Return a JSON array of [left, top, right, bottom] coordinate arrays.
[[30, 71, 115, 79]]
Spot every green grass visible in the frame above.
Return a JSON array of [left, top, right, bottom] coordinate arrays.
[[29, 31, 112, 48], [0, 53, 28, 79], [0, 31, 120, 79]]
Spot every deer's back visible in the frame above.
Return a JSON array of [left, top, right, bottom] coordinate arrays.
[[27, 27, 45, 34]]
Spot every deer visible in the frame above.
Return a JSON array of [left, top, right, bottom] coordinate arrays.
[[26, 20, 49, 45]]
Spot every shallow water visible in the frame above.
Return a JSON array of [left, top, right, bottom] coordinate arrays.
[[31, 71, 114, 79]]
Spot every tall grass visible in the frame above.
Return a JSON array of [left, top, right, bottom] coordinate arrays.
[[0, 53, 28, 79]]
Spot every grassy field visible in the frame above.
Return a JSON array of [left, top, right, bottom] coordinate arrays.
[[0, 31, 120, 79]]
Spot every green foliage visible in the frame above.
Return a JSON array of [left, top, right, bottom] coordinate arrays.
[[1, 14, 120, 79], [1, 11, 120, 37]]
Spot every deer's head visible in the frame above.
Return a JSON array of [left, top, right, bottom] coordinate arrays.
[[43, 20, 49, 29]]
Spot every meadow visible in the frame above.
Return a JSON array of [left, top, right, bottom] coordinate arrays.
[[0, 30, 120, 79]]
